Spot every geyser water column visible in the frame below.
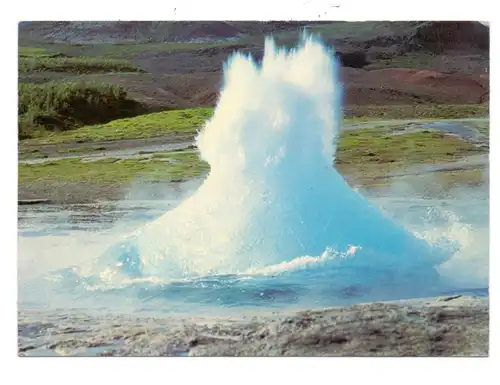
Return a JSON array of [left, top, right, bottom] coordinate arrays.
[[114, 37, 447, 282]]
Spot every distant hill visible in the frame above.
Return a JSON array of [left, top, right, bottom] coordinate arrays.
[[19, 21, 489, 55], [18, 21, 314, 44], [18, 21, 489, 111]]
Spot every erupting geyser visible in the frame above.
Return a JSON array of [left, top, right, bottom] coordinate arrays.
[[101, 37, 448, 287]]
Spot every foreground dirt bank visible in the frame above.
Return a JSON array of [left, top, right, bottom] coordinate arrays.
[[18, 295, 488, 357]]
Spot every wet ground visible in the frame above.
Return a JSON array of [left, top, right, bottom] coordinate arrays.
[[19, 141, 195, 165], [18, 161, 489, 237], [18, 199, 175, 235], [375, 154, 488, 179], [344, 118, 488, 146]]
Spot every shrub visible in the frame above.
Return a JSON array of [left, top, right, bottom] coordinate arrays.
[[19, 57, 141, 74], [18, 81, 145, 139]]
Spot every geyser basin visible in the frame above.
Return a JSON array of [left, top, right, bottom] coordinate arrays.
[[19, 37, 488, 314], [95, 38, 447, 285]]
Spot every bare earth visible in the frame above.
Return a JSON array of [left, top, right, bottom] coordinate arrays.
[[18, 295, 488, 357]]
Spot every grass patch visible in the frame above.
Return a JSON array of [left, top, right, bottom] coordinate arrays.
[[19, 129, 484, 184], [20, 41, 236, 59], [343, 104, 488, 120], [19, 81, 144, 139], [336, 128, 481, 168], [22, 108, 213, 144], [18, 47, 66, 58], [19, 57, 141, 74], [19, 152, 209, 184], [20, 104, 488, 145]]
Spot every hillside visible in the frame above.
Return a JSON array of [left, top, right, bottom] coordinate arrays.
[[18, 21, 489, 111]]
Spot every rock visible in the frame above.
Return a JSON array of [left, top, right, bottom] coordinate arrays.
[[335, 51, 370, 68], [18, 296, 488, 357], [18, 199, 52, 205], [404, 22, 489, 53]]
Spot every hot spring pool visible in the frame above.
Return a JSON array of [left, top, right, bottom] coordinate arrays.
[[18, 179, 488, 317]]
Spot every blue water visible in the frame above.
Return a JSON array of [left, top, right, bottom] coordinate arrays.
[[17, 37, 489, 317], [18, 183, 489, 316]]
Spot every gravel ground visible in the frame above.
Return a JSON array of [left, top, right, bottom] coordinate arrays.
[[18, 295, 488, 357]]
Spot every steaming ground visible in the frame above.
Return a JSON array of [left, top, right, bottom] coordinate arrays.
[[18, 37, 489, 318]]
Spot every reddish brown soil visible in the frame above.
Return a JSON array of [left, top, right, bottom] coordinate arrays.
[[93, 41, 492, 108], [341, 68, 488, 105]]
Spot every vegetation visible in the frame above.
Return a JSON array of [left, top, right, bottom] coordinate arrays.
[[20, 104, 488, 145], [19, 41, 235, 59], [21, 107, 213, 144], [19, 81, 144, 139], [19, 57, 141, 74], [19, 47, 64, 58], [19, 152, 209, 184], [19, 128, 484, 184], [336, 128, 480, 166], [343, 104, 488, 120], [335, 128, 485, 182]]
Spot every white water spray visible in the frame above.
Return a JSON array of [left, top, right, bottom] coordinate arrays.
[[102, 37, 448, 283]]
